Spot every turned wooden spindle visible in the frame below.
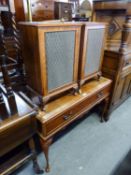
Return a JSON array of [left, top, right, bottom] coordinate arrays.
[[10, 12, 24, 77], [0, 29, 17, 114], [119, 15, 131, 54]]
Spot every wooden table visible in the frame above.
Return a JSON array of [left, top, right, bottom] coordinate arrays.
[[0, 89, 43, 175], [36, 77, 112, 172]]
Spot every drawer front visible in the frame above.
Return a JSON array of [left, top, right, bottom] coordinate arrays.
[[33, 11, 54, 20], [45, 85, 110, 136], [43, 11, 54, 19], [60, 10, 72, 19], [60, 3, 72, 11], [43, 1, 54, 10]]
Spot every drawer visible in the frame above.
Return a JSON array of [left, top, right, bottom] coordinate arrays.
[[43, 1, 54, 10], [33, 11, 54, 20], [43, 11, 54, 19], [45, 85, 110, 136], [60, 3, 72, 11], [31, 1, 54, 10]]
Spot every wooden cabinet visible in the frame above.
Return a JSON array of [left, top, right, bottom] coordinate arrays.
[[31, 0, 55, 21], [112, 73, 131, 107], [55, 2, 72, 21], [14, 0, 55, 22], [92, 0, 131, 113]]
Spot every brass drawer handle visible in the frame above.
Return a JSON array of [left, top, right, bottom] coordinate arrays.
[[64, 10, 68, 13], [63, 111, 73, 120], [97, 91, 104, 98], [63, 115, 70, 120]]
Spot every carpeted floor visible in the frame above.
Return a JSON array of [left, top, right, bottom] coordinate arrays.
[[14, 97, 131, 175]]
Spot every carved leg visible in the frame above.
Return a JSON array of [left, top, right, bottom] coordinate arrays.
[[40, 138, 53, 172], [72, 87, 78, 96], [100, 97, 110, 122], [0, 90, 8, 117], [97, 72, 102, 81], [28, 138, 44, 174]]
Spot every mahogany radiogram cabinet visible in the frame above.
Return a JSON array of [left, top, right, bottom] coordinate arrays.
[[36, 77, 112, 172], [19, 21, 82, 107], [79, 22, 106, 86], [92, 0, 131, 113], [19, 21, 107, 109]]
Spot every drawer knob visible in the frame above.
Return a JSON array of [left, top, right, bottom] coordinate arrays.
[[64, 10, 68, 13], [63, 115, 70, 120], [97, 91, 104, 98]]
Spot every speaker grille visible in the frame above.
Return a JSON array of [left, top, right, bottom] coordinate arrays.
[[84, 28, 105, 76], [45, 31, 75, 91]]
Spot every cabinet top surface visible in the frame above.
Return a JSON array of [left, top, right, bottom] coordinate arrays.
[[37, 77, 112, 123], [19, 21, 106, 28], [93, 0, 129, 2], [0, 93, 36, 130]]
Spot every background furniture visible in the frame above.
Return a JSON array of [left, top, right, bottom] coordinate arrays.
[[37, 77, 112, 172], [14, 0, 55, 22], [92, 0, 131, 113], [0, 28, 43, 174], [31, 0, 55, 21], [55, 2, 72, 21], [0, 88, 43, 175]]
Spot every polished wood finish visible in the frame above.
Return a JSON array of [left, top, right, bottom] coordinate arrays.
[[19, 21, 82, 107], [79, 22, 107, 86], [31, 0, 55, 21], [92, 0, 131, 113], [37, 77, 112, 172], [14, 0, 55, 22], [92, 0, 129, 51], [0, 88, 43, 174]]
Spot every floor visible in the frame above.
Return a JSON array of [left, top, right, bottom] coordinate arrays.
[[14, 97, 131, 175]]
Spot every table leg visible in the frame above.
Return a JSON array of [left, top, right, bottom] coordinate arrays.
[[40, 138, 53, 172], [101, 97, 110, 122], [28, 138, 44, 174]]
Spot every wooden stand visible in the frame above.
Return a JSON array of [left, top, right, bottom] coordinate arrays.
[[37, 77, 112, 172]]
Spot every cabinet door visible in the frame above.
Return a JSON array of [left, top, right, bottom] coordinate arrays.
[[112, 77, 125, 106], [112, 74, 131, 106], [121, 74, 131, 99]]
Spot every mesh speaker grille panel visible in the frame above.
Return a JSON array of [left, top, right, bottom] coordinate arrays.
[[45, 31, 75, 91], [84, 28, 105, 76]]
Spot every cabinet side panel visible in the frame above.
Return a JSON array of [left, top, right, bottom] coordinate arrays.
[[20, 25, 42, 94]]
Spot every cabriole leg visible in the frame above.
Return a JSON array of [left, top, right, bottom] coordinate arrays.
[[28, 138, 44, 174], [40, 138, 53, 172]]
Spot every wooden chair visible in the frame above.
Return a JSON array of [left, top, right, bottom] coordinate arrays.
[[0, 11, 24, 90]]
